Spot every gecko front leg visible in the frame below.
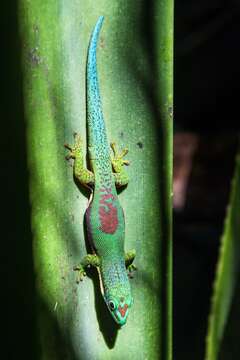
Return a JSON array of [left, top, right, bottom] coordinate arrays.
[[125, 250, 137, 277], [65, 133, 95, 186], [111, 142, 129, 187], [73, 254, 100, 283]]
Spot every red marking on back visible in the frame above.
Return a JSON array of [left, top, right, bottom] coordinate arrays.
[[99, 188, 118, 234], [100, 193, 115, 204], [118, 304, 128, 317]]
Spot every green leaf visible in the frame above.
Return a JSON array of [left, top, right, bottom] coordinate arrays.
[[205, 153, 240, 360], [19, 1, 173, 358]]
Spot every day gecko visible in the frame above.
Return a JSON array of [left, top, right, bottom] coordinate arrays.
[[65, 16, 136, 326]]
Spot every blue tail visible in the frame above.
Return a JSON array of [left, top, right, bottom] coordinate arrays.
[[87, 16, 109, 157]]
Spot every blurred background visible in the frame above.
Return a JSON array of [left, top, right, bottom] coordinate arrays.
[[1, 1, 36, 358], [1, 0, 240, 359], [175, 0, 240, 359]]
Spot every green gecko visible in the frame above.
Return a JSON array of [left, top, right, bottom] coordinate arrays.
[[65, 16, 136, 326]]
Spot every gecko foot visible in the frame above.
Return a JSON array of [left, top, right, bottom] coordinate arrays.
[[127, 264, 137, 278], [73, 264, 86, 283], [110, 142, 130, 172], [125, 249, 137, 278], [64, 133, 82, 160]]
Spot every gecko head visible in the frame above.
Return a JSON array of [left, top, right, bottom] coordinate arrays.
[[104, 295, 133, 326]]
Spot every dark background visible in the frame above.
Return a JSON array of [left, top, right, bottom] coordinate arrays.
[[1, 1, 37, 359], [175, 0, 240, 359], [1, 0, 240, 359]]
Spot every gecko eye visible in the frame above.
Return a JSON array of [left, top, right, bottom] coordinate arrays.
[[108, 300, 116, 311]]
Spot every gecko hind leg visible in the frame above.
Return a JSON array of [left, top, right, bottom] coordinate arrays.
[[73, 254, 100, 283], [64, 133, 94, 186], [110, 142, 129, 187], [125, 249, 137, 277]]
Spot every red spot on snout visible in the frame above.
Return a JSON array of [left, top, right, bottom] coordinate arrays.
[[118, 304, 128, 318]]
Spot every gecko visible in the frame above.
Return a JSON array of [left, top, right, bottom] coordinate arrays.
[[65, 16, 136, 326]]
